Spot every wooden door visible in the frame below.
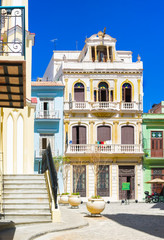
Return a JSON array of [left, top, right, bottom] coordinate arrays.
[[119, 166, 135, 200], [97, 126, 111, 142], [72, 126, 86, 144], [151, 168, 164, 194], [79, 126, 86, 144], [121, 126, 134, 144], [151, 132, 163, 157]]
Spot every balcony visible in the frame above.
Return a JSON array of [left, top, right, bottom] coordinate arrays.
[[66, 144, 143, 155], [91, 102, 118, 112], [35, 110, 60, 120], [0, 6, 26, 109], [120, 102, 142, 112], [64, 101, 142, 113]]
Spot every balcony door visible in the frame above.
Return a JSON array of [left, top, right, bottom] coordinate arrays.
[[72, 126, 86, 144], [74, 83, 85, 102], [97, 126, 111, 143], [98, 82, 109, 102], [40, 98, 54, 118], [122, 83, 132, 102], [151, 131, 163, 157], [121, 126, 134, 144], [39, 134, 54, 156]]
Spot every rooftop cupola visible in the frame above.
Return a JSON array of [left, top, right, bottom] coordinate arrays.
[[79, 28, 117, 62]]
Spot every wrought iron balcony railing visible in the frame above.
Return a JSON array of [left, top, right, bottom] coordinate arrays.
[[0, 6, 25, 57], [35, 110, 60, 119], [66, 144, 143, 154]]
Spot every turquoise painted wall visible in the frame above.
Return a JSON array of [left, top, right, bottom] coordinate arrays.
[[32, 84, 64, 192]]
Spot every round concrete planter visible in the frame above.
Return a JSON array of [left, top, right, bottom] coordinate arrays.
[[68, 195, 81, 207], [86, 198, 105, 215], [60, 194, 69, 204]]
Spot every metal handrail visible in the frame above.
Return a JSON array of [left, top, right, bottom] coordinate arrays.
[[41, 144, 58, 209], [0, 6, 25, 57], [0, 152, 4, 215]]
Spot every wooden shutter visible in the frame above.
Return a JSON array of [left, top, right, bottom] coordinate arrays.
[[79, 126, 86, 144], [74, 89, 84, 102], [97, 126, 111, 142], [72, 126, 77, 144], [121, 126, 134, 144]]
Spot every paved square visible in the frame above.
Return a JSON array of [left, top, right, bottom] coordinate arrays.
[[36, 202, 164, 240]]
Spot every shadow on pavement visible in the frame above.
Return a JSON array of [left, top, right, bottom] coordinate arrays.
[[104, 213, 164, 239], [151, 202, 164, 210]]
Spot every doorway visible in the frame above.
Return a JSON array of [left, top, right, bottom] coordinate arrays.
[[119, 166, 135, 200]]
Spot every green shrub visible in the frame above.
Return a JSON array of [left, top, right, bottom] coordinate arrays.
[[91, 195, 102, 199]]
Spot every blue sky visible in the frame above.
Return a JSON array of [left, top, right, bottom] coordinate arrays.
[[29, 0, 164, 113]]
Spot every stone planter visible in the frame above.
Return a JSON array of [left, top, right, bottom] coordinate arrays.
[[86, 198, 105, 215], [68, 195, 81, 207], [60, 194, 69, 204]]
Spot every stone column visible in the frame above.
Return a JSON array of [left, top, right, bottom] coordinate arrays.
[[64, 79, 68, 101], [95, 46, 97, 61], [113, 121, 119, 144], [64, 119, 70, 151], [89, 120, 95, 144], [96, 90, 98, 102], [107, 46, 109, 61], [114, 79, 117, 101], [89, 46, 92, 61], [90, 79, 93, 102]]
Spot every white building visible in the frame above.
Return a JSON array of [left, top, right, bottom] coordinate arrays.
[[43, 30, 144, 202]]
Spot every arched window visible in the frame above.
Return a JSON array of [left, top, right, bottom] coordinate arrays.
[[121, 126, 134, 144], [72, 125, 86, 144], [97, 126, 111, 142], [122, 83, 132, 102], [74, 83, 85, 102], [98, 82, 109, 102]]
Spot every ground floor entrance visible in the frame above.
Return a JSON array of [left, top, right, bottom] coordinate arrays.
[[119, 166, 135, 200]]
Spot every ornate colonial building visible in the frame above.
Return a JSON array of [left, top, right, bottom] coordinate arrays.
[[43, 30, 144, 201]]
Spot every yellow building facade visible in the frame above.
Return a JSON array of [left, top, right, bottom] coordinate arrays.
[[43, 31, 144, 201], [0, 0, 35, 174]]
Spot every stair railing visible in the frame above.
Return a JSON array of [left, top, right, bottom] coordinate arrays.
[[41, 144, 58, 212], [0, 152, 3, 215]]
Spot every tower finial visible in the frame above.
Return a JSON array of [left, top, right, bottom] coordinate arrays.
[[137, 54, 141, 62]]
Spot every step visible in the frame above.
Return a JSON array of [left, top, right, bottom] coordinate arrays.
[[4, 184, 47, 189], [10, 219, 52, 225], [4, 213, 51, 221], [3, 174, 45, 180], [3, 188, 47, 194], [3, 198, 49, 204], [3, 203, 50, 209], [3, 180, 46, 184], [3, 209, 51, 214], [3, 193, 49, 198]]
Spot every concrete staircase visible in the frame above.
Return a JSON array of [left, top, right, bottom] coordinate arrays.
[[2, 174, 52, 224]]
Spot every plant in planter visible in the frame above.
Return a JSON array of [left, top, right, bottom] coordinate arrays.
[[68, 192, 81, 207], [86, 153, 106, 215], [60, 192, 70, 204]]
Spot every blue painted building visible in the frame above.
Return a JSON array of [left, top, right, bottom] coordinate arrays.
[[31, 81, 64, 181]]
